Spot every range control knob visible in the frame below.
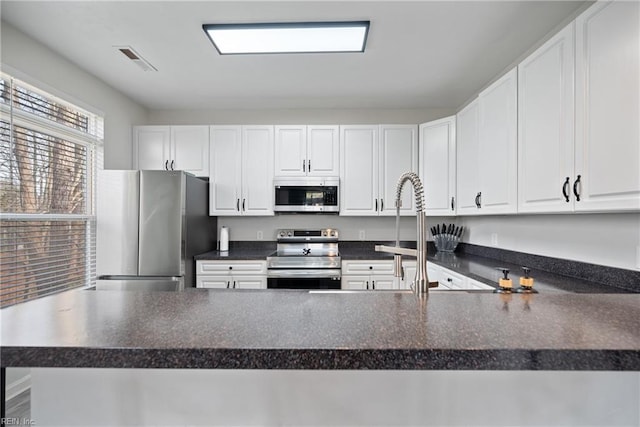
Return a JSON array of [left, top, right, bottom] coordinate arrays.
[[330, 230, 336, 237], [322, 230, 328, 236], [287, 231, 293, 237]]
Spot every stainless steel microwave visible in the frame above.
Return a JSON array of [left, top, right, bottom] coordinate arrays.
[[273, 177, 339, 213]]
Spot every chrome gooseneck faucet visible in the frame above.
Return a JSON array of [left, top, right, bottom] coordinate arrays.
[[375, 172, 431, 295]]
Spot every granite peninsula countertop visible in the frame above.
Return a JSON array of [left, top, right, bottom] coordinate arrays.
[[1, 288, 639, 371]]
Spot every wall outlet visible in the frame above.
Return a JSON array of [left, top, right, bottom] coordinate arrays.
[[359, 230, 366, 241], [491, 233, 498, 247], [257, 231, 263, 240]]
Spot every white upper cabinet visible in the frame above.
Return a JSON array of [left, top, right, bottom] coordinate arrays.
[[133, 126, 209, 177], [574, 1, 640, 211], [456, 68, 517, 216], [340, 125, 379, 215], [339, 125, 417, 216], [242, 126, 275, 215], [379, 125, 418, 216], [518, 22, 575, 213], [456, 100, 481, 215], [209, 125, 274, 216], [274, 125, 339, 177], [477, 67, 518, 214], [209, 126, 242, 216], [419, 116, 457, 216]]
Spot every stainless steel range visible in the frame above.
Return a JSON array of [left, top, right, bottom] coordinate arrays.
[[267, 228, 341, 289]]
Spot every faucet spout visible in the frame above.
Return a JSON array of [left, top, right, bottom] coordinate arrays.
[[375, 172, 430, 295]]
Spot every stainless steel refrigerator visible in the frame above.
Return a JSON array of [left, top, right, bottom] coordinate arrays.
[[96, 170, 215, 291]]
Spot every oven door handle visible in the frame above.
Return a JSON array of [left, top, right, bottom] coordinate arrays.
[[267, 269, 341, 279]]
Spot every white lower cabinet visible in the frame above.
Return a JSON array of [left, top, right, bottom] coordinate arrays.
[[407, 261, 494, 291], [341, 260, 396, 290], [196, 260, 267, 289]]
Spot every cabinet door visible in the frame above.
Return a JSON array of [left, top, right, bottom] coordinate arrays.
[[171, 126, 210, 177], [274, 125, 306, 176], [401, 262, 417, 290], [518, 24, 575, 213], [340, 125, 379, 216], [478, 67, 518, 214], [575, 1, 640, 211], [242, 125, 274, 216], [209, 126, 242, 216], [232, 276, 267, 289], [133, 126, 170, 171], [456, 100, 481, 215], [341, 276, 369, 290], [307, 125, 339, 176], [371, 275, 395, 290], [420, 117, 457, 216], [379, 125, 418, 216], [196, 276, 232, 289]]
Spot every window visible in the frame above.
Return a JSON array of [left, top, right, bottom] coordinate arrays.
[[0, 74, 103, 307]]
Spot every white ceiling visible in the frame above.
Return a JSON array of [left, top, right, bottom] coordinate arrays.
[[1, 1, 587, 111]]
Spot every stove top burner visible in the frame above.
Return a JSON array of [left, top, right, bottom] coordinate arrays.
[[267, 228, 340, 270]]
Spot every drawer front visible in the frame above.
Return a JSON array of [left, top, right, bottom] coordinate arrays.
[[439, 269, 465, 290], [197, 260, 267, 275], [342, 260, 394, 275]]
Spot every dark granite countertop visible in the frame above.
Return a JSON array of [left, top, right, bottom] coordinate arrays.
[[1, 288, 639, 370]]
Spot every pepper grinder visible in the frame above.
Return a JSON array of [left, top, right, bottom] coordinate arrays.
[[494, 267, 513, 293], [516, 266, 538, 293]]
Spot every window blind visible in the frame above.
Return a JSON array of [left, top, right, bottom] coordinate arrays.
[[0, 74, 103, 307]]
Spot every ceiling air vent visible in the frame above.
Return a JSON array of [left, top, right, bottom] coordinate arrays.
[[115, 46, 157, 71]]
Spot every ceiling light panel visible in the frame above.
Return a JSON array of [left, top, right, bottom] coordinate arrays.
[[202, 22, 370, 55]]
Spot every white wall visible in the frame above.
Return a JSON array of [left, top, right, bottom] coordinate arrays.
[[219, 215, 447, 242], [459, 213, 640, 271], [0, 21, 148, 169]]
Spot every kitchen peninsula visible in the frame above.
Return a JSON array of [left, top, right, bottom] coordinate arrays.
[[2, 287, 639, 425], [2, 288, 639, 370]]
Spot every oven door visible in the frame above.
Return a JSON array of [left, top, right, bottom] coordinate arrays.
[[267, 269, 341, 289]]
